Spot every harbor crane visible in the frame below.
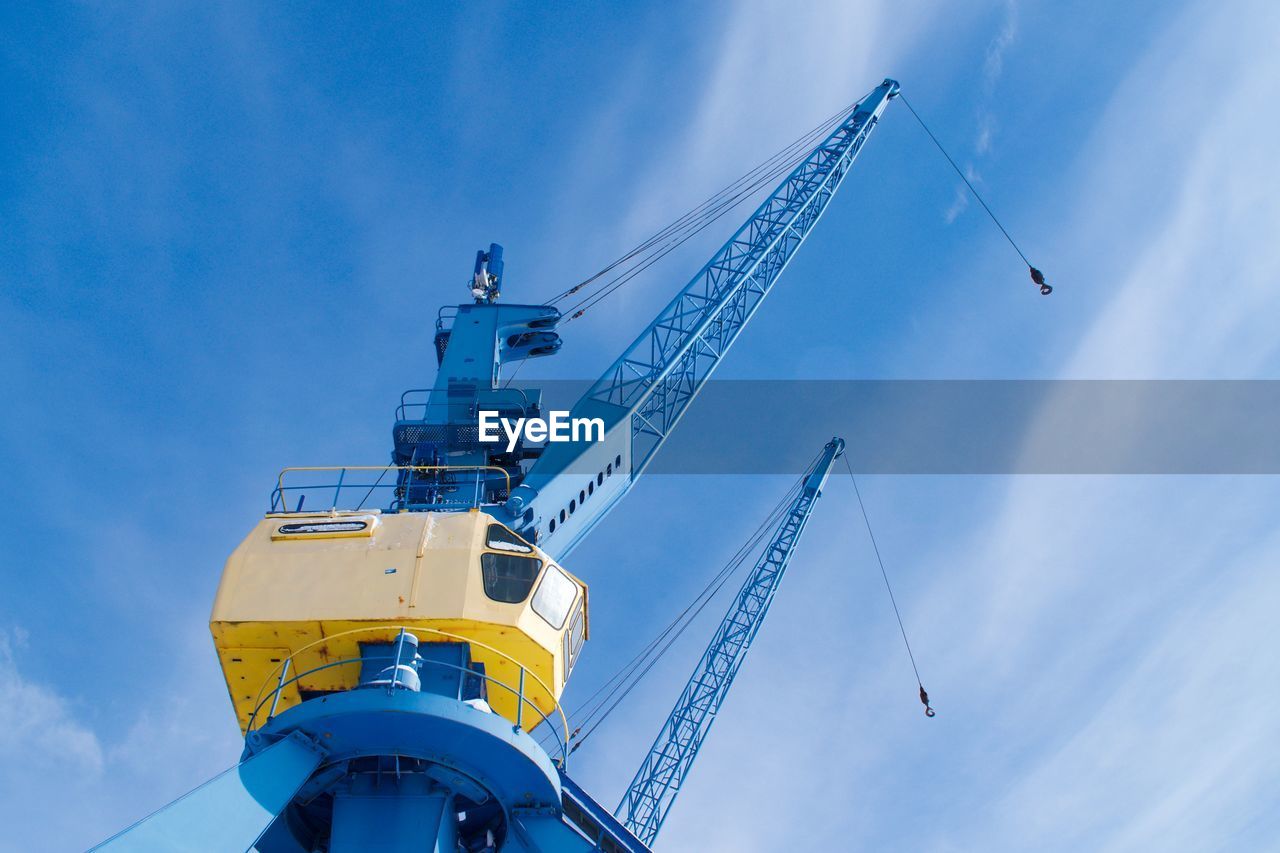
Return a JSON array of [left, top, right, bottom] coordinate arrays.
[[93, 80, 900, 852]]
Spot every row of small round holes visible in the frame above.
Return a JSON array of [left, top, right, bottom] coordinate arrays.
[[548, 454, 623, 535]]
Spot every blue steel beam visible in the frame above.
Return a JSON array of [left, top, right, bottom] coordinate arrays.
[[615, 438, 845, 846], [506, 81, 897, 556], [91, 732, 325, 852]]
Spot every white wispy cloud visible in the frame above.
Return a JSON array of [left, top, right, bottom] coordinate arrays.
[[1059, 7, 1280, 379], [975, 0, 1018, 157], [0, 623, 242, 851], [944, 166, 979, 223], [945, 6, 1280, 844], [0, 629, 105, 776], [608, 1, 1280, 850], [983, 1, 1019, 95], [977, 527, 1280, 849], [554, 0, 942, 354]]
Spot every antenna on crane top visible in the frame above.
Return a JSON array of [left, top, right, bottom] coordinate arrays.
[[470, 242, 504, 303]]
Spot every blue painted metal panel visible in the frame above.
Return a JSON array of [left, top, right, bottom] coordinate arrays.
[[508, 813, 601, 853], [330, 775, 453, 853], [91, 732, 324, 853], [615, 438, 845, 846], [558, 770, 651, 853], [252, 678, 565, 811], [390, 298, 562, 511], [244, 683, 569, 851]]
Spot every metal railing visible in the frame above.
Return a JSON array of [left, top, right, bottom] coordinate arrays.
[[245, 625, 570, 766], [395, 387, 536, 422], [436, 305, 458, 333], [269, 465, 512, 513]]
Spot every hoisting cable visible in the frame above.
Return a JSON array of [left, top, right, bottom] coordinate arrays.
[[541, 459, 818, 754], [509, 99, 876, 398], [550, 94, 874, 322], [547, 127, 830, 310], [842, 454, 935, 717], [560, 106, 852, 320], [558, 130, 834, 321], [562, 476, 806, 754], [897, 92, 1052, 296], [545, 98, 857, 308], [506, 105, 861, 400], [545, 473, 806, 754]]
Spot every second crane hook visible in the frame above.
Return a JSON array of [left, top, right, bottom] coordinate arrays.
[[919, 685, 936, 717], [1030, 266, 1052, 296]]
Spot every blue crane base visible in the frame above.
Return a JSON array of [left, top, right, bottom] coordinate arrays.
[[92, 662, 647, 852]]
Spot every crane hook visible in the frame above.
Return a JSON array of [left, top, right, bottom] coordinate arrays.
[[1030, 266, 1052, 296], [919, 685, 936, 717]]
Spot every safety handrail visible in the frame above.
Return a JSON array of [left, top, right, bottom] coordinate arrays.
[[395, 387, 536, 422], [244, 625, 570, 765], [436, 305, 459, 331], [269, 465, 512, 513]]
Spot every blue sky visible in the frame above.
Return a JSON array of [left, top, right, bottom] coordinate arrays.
[[3, 1, 1279, 850]]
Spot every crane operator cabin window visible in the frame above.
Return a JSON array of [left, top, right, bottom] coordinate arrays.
[[564, 605, 585, 673], [485, 524, 533, 554], [532, 565, 577, 629], [480, 553, 542, 603]]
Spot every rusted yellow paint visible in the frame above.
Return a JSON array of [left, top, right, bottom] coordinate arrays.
[[210, 509, 586, 734]]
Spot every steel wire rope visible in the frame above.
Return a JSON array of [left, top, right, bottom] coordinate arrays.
[[503, 97, 868, 390], [546, 129, 824, 309], [542, 97, 863, 308], [560, 481, 795, 724], [552, 94, 877, 318], [535, 471, 810, 752], [575, 469, 807, 712], [567, 472, 813, 751], [557, 480, 802, 753], [559, 152, 812, 322], [558, 105, 863, 322], [354, 466, 391, 511], [841, 453, 933, 716], [897, 91, 1049, 297], [502, 117, 843, 392], [551, 454, 823, 753]]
